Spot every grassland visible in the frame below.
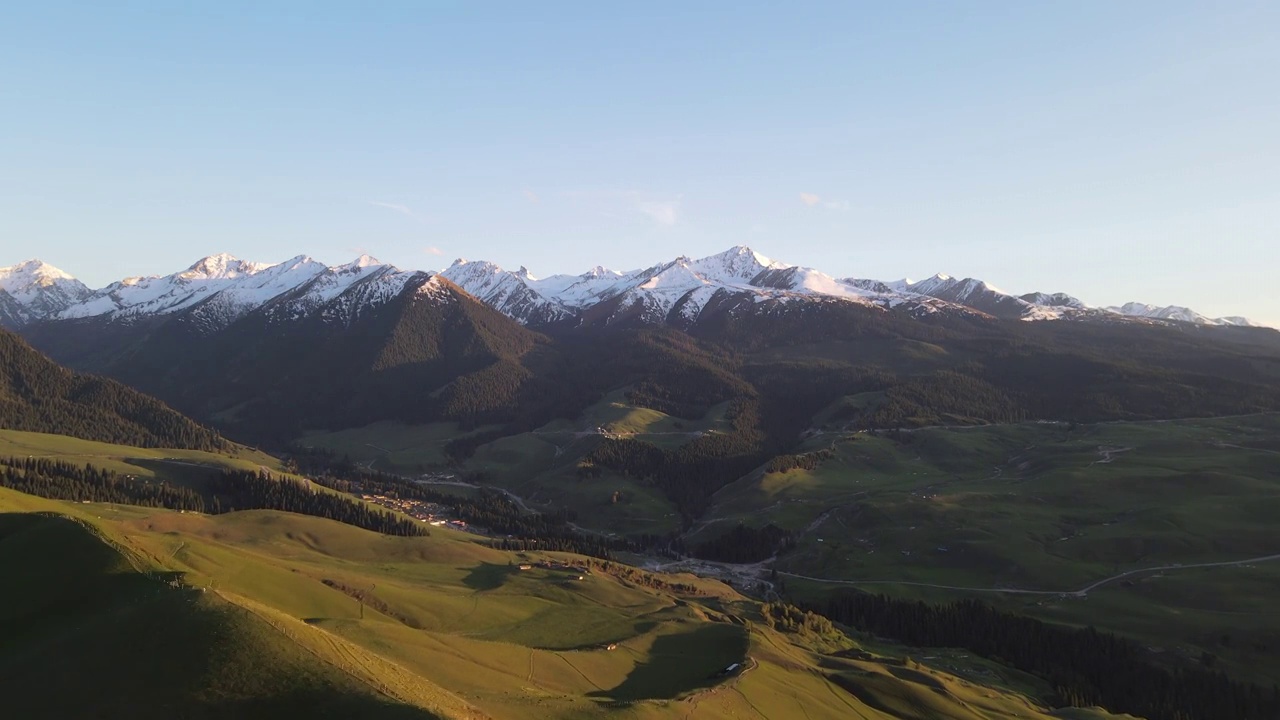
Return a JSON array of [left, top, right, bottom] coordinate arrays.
[[701, 413, 1280, 684], [0, 482, 1125, 719], [300, 421, 503, 473], [0, 428, 284, 490]]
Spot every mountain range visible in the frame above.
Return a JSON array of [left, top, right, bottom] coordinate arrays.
[[0, 246, 1261, 331]]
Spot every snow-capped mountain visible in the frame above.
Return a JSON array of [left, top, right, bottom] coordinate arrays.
[[47, 252, 430, 332], [4, 246, 1264, 332], [61, 252, 319, 323], [259, 255, 423, 326], [0, 259, 92, 328], [441, 259, 574, 325], [1019, 292, 1086, 309], [890, 274, 1048, 320], [1104, 302, 1254, 327]]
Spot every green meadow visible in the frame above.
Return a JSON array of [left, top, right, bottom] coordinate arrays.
[[0, 482, 1125, 719]]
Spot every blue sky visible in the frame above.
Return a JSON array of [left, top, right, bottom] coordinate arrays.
[[2, 1, 1277, 323]]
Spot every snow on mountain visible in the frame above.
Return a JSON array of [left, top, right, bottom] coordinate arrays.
[[5, 247, 1264, 331], [0, 290, 30, 329], [528, 266, 642, 309], [688, 245, 785, 284], [61, 253, 314, 322], [441, 259, 574, 325], [47, 252, 429, 333], [262, 256, 420, 324], [182, 255, 328, 331], [1103, 302, 1253, 327], [895, 274, 1036, 319], [1019, 292, 1086, 309], [0, 259, 92, 324]]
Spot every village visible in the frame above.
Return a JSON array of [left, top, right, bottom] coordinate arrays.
[[356, 491, 478, 534]]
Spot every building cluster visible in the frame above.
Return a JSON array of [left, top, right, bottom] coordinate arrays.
[[358, 493, 475, 533]]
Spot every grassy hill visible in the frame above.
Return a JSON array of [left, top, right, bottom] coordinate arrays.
[[697, 413, 1280, 684], [0, 482, 1128, 719], [0, 428, 280, 479]]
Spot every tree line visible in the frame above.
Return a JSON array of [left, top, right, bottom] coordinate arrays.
[[693, 523, 793, 563], [213, 470, 425, 536], [817, 591, 1280, 720], [296, 457, 624, 559], [0, 458, 206, 510], [0, 458, 424, 537]]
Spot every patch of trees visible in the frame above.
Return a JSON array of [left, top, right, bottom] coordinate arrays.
[[212, 470, 425, 536], [761, 602, 835, 636], [693, 523, 793, 563], [586, 399, 768, 518], [581, 557, 702, 595], [861, 371, 1027, 428], [0, 457, 424, 537], [0, 329, 227, 451], [819, 592, 1280, 720], [765, 449, 833, 474], [0, 458, 205, 511], [301, 462, 621, 559]]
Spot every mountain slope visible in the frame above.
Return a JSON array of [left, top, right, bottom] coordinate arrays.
[[0, 327, 227, 450], [26, 271, 546, 443], [0, 508, 439, 719]]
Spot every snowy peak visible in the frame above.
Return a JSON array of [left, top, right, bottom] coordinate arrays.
[[334, 254, 385, 273], [1102, 302, 1250, 327], [1, 259, 78, 283], [0, 259, 92, 326], [687, 245, 785, 284], [440, 258, 573, 325], [182, 253, 266, 280], [1020, 292, 1086, 309]]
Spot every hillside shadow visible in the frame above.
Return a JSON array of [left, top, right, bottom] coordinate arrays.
[[462, 562, 515, 591], [589, 624, 748, 702]]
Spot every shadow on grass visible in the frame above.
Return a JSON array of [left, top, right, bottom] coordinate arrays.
[[462, 562, 515, 591], [589, 624, 748, 702]]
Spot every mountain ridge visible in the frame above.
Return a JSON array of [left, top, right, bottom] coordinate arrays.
[[1, 247, 1262, 330]]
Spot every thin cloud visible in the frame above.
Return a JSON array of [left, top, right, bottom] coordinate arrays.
[[522, 189, 540, 203], [799, 192, 850, 211], [423, 246, 444, 256], [368, 200, 427, 223], [638, 199, 679, 226], [561, 189, 682, 226]]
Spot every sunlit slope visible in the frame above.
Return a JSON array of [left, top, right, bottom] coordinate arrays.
[[0, 506, 438, 719], [0, 487, 1123, 719], [0, 428, 282, 479]]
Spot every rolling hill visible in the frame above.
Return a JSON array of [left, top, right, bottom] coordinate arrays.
[[0, 485, 1138, 719]]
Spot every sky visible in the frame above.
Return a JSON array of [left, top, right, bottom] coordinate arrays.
[[1, 1, 1277, 324]]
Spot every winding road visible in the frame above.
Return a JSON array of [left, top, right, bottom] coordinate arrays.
[[778, 552, 1280, 597]]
